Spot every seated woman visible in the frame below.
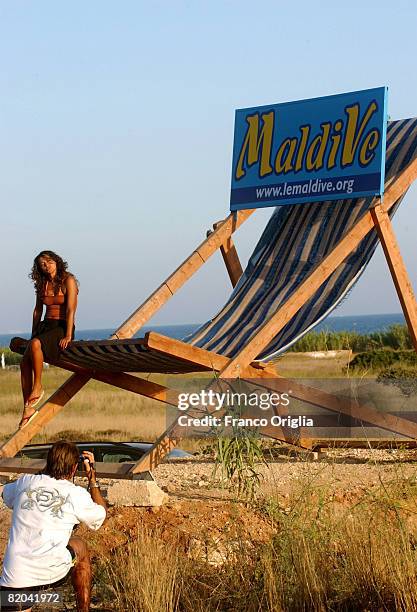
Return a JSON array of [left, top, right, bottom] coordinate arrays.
[[19, 251, 78, 429]]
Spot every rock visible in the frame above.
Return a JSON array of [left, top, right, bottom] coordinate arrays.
[[107, 481, 168, 507]]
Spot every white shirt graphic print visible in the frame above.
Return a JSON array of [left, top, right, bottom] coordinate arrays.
[[0, 474, 106, 588]]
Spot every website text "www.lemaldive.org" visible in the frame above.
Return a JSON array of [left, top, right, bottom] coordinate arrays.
[[256, 176, 355, 201], [177, 390, 314, 429]]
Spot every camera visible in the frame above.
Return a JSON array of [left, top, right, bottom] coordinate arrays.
[[78, 454, 91, 470]]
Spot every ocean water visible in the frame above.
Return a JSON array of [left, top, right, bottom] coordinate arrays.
[[0, 313, 407, 347]]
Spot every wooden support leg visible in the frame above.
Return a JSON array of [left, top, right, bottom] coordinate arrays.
[[0, 373, 90, 458], [371, 204, 417, 351]]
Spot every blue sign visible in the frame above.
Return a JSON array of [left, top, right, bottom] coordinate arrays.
[[230, 87, 388, 210]]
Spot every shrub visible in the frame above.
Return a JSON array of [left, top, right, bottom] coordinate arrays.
[[349, 349, 417, 371], [377, 365, 417, 396], [290, 324, 412, 353]]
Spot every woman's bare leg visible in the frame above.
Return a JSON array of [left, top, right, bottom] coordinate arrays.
[[20, 349, 33, 406], [26, 338, 44, 404], [68, 536, 92, 612]]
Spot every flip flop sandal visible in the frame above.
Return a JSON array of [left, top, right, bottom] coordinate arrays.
[[25, 390, 45, 410], [18, 409, 40, 430]]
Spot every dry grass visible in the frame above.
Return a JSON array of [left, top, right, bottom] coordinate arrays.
[[0, 368, 204, 452], [0, 368, 170, 443], [99, 529, 180, 612], [95, 468, 417, 612], [274, 351, 353, 378]]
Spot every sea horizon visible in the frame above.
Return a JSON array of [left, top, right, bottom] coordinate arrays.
[[0, 312, 407, 347]]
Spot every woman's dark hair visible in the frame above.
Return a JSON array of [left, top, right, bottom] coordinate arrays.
[[30, 250, 78, 295], [45, 440, 79, 479]]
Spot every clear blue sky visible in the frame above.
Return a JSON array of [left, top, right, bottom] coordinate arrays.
[[1, 0, 417, 333]]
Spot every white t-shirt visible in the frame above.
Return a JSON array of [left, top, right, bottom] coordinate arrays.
[[0, 473, 106, 588]]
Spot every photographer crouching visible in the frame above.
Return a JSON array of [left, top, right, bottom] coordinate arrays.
[[0, 440, 107, 612]]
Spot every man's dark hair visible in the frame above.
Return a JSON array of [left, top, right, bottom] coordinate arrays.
[[45, 440, 79, 480]]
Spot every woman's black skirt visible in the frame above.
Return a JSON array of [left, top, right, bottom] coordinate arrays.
[[32, 319, 75, 363]]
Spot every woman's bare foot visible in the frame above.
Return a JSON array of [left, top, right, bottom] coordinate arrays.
[[18, 389, 45, 428]]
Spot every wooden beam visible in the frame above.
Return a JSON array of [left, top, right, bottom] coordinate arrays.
[[371, 204, 417, 352], [112, 210, 253, 339], [257, 377, 417, 440], [0, 374, 90, 458], [212, 221, 243, 287], [130, 419, 302, 474], [145, 331, 229, 371], [219, 157, 417, 379], [145, 331, 273, 378], [58, 360, 172, 403]]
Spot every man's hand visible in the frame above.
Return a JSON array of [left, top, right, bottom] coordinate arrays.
[[80, 451, 96, 481]]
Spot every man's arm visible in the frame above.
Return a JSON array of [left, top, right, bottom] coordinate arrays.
[[81, 452, 107, 512], [87, 467, 107, 511]]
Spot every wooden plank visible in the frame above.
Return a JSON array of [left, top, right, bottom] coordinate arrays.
[[131, 431, 179, 473], [311, 439, 417, 449], [371, 204, 417, 351], [132, 409, 308, 473], [145, 332, 230, 371], [145, 331, 275, 378], [220, 238, 243, 287], [131, 421, 302, 474], [212, 221, 243, 287], [112, 210, 254, 339]]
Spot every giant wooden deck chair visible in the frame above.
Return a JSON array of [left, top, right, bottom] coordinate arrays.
[[2, 118, 417, 479]]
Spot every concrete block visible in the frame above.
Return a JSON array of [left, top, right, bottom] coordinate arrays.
[[107, 480, 168, 507]]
